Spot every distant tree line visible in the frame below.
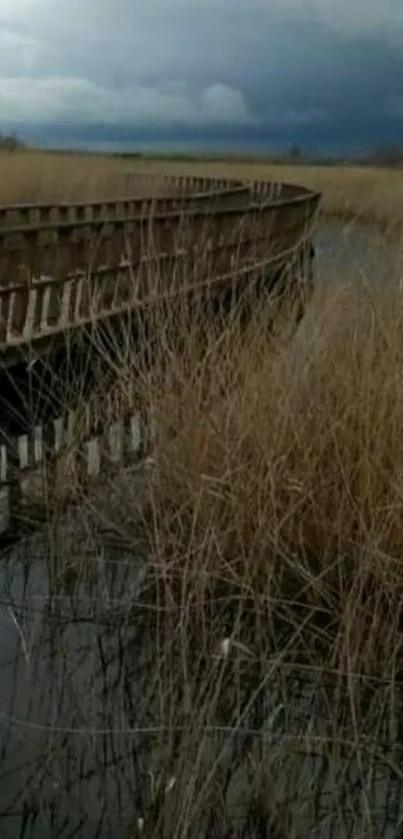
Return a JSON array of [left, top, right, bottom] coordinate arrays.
[[0, 131, 26, 151], [366, 145, 403, 167], [1, 130, 401, 167], [280, 144, 403, 167]]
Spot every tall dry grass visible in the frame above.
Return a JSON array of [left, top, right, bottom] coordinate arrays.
[[59, 262, 403, 835], [110, 271, 403, 672], [0, 150, 174, 203], [3, 270, 402, 834]]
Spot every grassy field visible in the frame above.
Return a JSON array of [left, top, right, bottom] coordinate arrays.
[[1, 148, 403, 228], [2, 150, 403, 835]]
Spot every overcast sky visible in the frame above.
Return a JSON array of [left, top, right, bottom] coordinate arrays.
[[0, 1, 403, 153]]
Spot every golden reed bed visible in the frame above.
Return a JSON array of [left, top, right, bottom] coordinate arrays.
[[0, 149, 403, 228]]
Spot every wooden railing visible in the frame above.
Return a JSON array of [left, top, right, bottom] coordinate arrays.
[[0, 182, 250, 228], [0, 172, 321, 535], [0, 175, 319, 364], [0, 249, 315, 531]]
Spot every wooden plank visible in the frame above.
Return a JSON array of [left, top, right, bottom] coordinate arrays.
[[9, 273, 29, 337], [95, 265, 116, 312], [0, 263, 12, 342], [73, 275, 84, 323], [66, 275, 81, 326], [77, 273, 95, 321], [31, 283, 47, 333], [59, 278, 73, 326], [44, 279, 63, 328]]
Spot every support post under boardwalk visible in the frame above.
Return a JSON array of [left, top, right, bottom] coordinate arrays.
[[6, 436, 22, 534]]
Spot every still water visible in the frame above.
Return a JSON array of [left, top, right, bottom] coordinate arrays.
[[2, 515, 401, 839], [0, 497, 148, 838], [1, 223, 403, 838], [315, 218, 403, 283]]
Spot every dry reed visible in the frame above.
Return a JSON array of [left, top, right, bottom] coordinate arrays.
[[60, 256, 403, 836]]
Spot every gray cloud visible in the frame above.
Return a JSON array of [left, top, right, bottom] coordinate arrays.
[[0, 1, 402, 151], [0, 77, 257, 126]]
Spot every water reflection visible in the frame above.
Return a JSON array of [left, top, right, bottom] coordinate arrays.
[[1, 497, 403, 837], [0, 502, 148, 838]]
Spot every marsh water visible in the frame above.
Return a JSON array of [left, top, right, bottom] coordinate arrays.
[[316, 218, 403, 280], [1, 221, 403, 838]]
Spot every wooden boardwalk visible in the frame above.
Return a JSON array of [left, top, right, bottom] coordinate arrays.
[[0, 173, 319, 365], [0, 171, 321, 536]]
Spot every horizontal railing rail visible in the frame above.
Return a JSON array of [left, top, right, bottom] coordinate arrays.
[[0, 195, 318, 247], [0, 182, 252, 228], [0, 240, 304, 345]]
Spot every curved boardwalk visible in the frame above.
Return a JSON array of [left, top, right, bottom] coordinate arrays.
[[0, 171, 319, 526], [0, 172, 319, 366]]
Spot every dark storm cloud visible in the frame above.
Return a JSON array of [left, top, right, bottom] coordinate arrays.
[[0, 1, 402, 151]]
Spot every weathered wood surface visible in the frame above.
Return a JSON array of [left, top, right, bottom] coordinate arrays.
[[0, 173, 320, 366]]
